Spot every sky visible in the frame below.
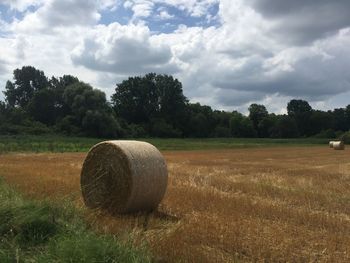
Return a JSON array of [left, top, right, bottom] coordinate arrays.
[[0, 0, 350, 114]]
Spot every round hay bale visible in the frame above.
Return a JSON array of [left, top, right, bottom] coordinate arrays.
[[81, 140, 168, 214], [333, 141, 345, 150], [329, 141, 336, 148]]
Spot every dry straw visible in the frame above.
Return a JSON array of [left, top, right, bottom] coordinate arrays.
[[81, 140, 168, 214], [333, 141, 345, 150]]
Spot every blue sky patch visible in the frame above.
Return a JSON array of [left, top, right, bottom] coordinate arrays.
[[99, 4, 134, 26], [0, 4, 38, 23], [148, 3, 220, 33], [99, 2, 220, 33]]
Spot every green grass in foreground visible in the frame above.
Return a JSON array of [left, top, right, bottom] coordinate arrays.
[[0, 178, 151, 263], [0, 135, 331, 153]]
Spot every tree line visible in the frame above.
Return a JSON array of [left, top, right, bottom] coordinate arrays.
[[1, 66, 349, 139]]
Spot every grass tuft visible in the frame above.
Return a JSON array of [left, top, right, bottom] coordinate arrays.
[[0, 178, 151, 262], [38, 233, 148, 263], [16, 219, 58, 246]]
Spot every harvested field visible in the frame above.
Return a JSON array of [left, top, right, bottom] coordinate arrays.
[[0, 146, 350, 262]]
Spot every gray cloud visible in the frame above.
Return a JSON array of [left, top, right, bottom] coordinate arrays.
[[14, 36, 28, 59], [0, 59, 7, 75], [216, 89, 264, 106], [247, 0, 350, 44], [177, 26, 350, 109], [0, 59, 10, 101], [43, 0, 99, 27], [212, 52, 350, 106]]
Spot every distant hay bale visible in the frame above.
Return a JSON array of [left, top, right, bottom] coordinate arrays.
[[333, 141, 345, 150], [81, 140, 168, 214], [329, 141, 336, 148]]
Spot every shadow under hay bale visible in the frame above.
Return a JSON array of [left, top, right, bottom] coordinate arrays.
[[81, 141, 168, 214], [150, 210, 179, 222], [130, 210, 181, 231]]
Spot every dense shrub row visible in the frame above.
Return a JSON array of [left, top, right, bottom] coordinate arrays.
[[1, 66, 349, 138]]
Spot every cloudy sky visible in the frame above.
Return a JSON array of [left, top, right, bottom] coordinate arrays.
[[0, 0, 350, 113]]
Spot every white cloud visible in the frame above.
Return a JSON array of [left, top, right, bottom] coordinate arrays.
[[124, 0, 155, 20], [160, 0, 350, 109], [98, 0, 119, 11], [71, 22, 179, 75], [161, 0, 219, 17], [12, 0, 101, 33], [158, 10, 174, 20], [123, 0, 219, 20], [1, 0, 350, 113], [0, 0, 44, 12]]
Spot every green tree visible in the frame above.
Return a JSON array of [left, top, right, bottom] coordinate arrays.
[[189, 113, 210, 138], [25, 75, 81, 126], [258, 114, 278, 138], [0, 101, 6, 123], [60, 82, 122, 138], [270, 115, 299, 138], [213, 126, 231, 137], [230, 112, 256, 138], [82, 110, 122, 138], [186, 103, 215, 137], [112, 73, 188, 135], [309, 110, 334, 135], [287, 99, 312, 116], [153, 74, 188, 124], [27, 88, 56, 125], [49, 75, 80, 117], [287, 99, 312, 136], [331, 107, 349, 132], [346, 105, 350, 130], [248, 104, 268, 136], [150, 118, 182, 138], [212, 110, 232, 137], [212, 110, 231, 128], [4, 66, 49, 108], [4, 81, 16, 107]]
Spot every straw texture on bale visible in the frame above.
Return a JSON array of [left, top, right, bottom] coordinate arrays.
[[81, 140, 168, 214], [333, 141, 345, 150]]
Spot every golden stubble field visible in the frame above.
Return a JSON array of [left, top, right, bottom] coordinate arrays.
[[0, 146, 350, 262]]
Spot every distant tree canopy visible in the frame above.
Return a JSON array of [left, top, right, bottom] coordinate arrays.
[[1, 66, 350, 138], [248, 104, 268, 137], [59, 82, 122, 138], [1, 66, 121, 137], [111, 73, 188, 137], [4, 66, 48, 108]]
